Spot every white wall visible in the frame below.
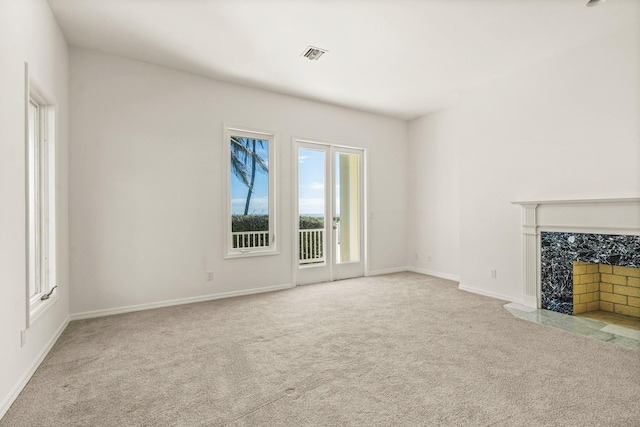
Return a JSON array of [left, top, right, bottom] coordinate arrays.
[[69, 48, 408, 315], [410, 24, 640, 302], [407, 108, 460, 280], [0, 0, 69, 417]]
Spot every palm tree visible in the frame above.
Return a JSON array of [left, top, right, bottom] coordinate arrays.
[[230, 137, 251, 190], [230, 136, 268, 215]]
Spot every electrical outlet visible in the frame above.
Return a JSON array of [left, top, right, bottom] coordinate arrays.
[[207, 272, 214, 281], [414, 252, 418, 260], [21, 330, 26, 347], [491, 269, 497, 279], [427, 255, 432, 262]]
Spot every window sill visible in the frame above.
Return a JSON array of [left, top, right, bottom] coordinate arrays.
[[299, 262, 327, 269], [30, 289, 58, 325], [224, 250, 280, 260]]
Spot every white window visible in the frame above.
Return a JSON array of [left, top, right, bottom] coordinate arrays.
[[27, 86, 57, 323], [223, 125, 277, 257]]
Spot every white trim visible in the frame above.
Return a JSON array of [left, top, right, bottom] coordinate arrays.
[[407, 268, 518, 302], [223, 124, 278, 258], [332, 146, 365, 280], [458, 283, 517, 303], [513, 197, 640, 309], [26, 68, 59, 327], [69, 283, 295, 321], [24, 62, 30, 329], [292, 136, 364, 151], [293, 137, 367, 285], [0, 316, 69, 420], [538, 225, 640, 236], [363, 148, 369, 278], [407, 266, 460, 282], [512, 197, 640, 206], [293, 140, 332, 285], [522, 295, 538, 308], [367, 266, 409, 276], [291, 137, 298, 286], [28, 290, 58, 325], [223, 250, 281, 260]]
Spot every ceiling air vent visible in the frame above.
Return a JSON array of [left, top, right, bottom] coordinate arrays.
[[301, 46, 328, 61]]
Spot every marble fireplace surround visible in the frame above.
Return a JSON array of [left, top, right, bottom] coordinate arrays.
[[539, 232, 640, 315], [512, 198, 640, 310]]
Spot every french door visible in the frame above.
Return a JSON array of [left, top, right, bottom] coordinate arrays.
[[295, 140, 364, 285]]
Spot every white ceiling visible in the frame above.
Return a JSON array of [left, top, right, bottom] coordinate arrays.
[[47, 0, 639, 119]]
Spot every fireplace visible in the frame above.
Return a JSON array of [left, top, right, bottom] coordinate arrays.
[[540, 231, 640, 315], [512, 198, 640, 313]]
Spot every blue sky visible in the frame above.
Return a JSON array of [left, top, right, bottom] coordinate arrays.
[[298, 149, 325, 216], [231, 144, 331, 217]]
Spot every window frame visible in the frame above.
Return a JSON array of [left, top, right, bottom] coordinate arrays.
[[26, 74, 57, 325], [223, 124, 278, 258]]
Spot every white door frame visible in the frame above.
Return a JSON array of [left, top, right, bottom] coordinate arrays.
[[292, 137, 367, 286]]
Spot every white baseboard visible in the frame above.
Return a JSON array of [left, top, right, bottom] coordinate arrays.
[[69, 283, 295, 321], [0, 316, 70, 420], [407, 266, 460, 282], [367, 266, 409, 276], [458, 283, 518, 303]]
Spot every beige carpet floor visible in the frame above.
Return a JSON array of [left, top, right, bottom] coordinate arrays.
[[2, 272, 639, 426]]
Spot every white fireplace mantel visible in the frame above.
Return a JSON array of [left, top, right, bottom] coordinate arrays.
[[511, 198, 640, 308]]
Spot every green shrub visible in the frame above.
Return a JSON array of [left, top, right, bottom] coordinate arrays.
[[231, 215, 269, 232], [231, 215, 325, 232], [299, 216, 324, 230]]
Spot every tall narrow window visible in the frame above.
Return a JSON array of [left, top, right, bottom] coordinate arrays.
[[224, 126, 277, 257], [27, 86, 57, 322]]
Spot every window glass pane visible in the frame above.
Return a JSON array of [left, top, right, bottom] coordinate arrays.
[[335, 152, 359, 263], [27, 92, 57, 316], [28, 101, 39, 297], [230, 136, 270, 249], [298, 148, 325, 265]]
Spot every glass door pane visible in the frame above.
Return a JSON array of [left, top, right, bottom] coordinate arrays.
[[299, 148, 326, 266], [335, 152, 360, 263]]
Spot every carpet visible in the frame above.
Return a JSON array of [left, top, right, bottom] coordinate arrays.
[[2, 272, 639, 426]]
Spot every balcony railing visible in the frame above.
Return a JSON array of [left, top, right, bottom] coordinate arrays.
[[232, 231, 269, 249], [231, 229, 325, 264], [299, 228, 325, 265]]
